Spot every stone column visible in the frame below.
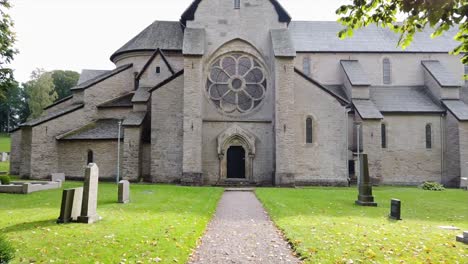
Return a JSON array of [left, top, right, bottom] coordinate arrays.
[[182, 56, 204, 185], [274, 57, 296, 186], [355, 154, 378, 206], [122, 126, 142, 182], [78, 163, 100, 224]]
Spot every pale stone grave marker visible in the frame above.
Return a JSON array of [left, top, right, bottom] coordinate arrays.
[[78, 163, 101, 224], [118, 180, 130, 204], [57, 187, 83, 224], [51, 173, 65, 182]]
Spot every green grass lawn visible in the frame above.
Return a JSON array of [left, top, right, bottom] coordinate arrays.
[[0, 161, 8, 172], [0, 133, 10, 152], [0, 183, 223, 264], [257, 187, 468, 264]]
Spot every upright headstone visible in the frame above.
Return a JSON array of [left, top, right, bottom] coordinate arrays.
[[78, 163, 100, 224], [355, 154, 378, 206], [1, 152, 7, 162], [57, 187, 83, 223], [118, 180, 130, 204], [51, 173, 66, 182], [389, 199, 402, 220]]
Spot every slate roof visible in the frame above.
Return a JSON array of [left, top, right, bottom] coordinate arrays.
[[442, 100, 468, 121], [421, 60, 462, 87], [111, 21, 184, 61], [183, 28, 205, 55], [340, 60, 370, 86], [370, 86, 444, 113], [43, 95, 73, 110], [123, 111, 147, 127], [271, 29, 296, 57], [97, 93, 134, 108], [324, 85, 349, 101], [353, 99, 384, 120], [22, 104, 84, 127], [78, 70, 110, 85], [71, 64, 133, 91], [57, 119, 124, 141], [289, 21, 459, 53]]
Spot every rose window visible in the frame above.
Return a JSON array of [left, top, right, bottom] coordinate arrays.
[[207, 54, 266, 114]]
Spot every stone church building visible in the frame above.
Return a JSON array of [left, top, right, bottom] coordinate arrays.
[[10, 0, 468, 187]]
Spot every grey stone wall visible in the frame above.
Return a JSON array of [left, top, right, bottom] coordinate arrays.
[[122, 126, 142, 181], [151, 74, 184, 183], [9, 130, 21, 175], [458, 121, 468, 187], [58, 140, 121, 180], [293, 73, 348, 185], [19, 128, 31, 178], [444, 113, 461, 186]]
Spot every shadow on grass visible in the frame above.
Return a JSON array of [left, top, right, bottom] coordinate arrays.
[[1, 219, 57, 234]]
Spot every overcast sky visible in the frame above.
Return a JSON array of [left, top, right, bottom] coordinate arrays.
[[9, 0, 348, 83]]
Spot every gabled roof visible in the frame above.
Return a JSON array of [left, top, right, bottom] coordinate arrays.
[[21, 104, 84, 128], [370, 86, 445, 113], [442, 100, 468, 121], [353, 99, 383, 120], [137, 49, 175, 80], [57, 119, 124, 141], [43, 95, 73, 110], [97, 93, 134, 109], [340, 60, 370, 86], [294, 68, 349, 106], [111, 21, 184, 62], [289, 21, 459, 53], [180, 0, 291, 26], [421, 60, 462, 87], [149, 69, 185, 93], [78, 70, 110, 85], [71, 64, 133, 91]]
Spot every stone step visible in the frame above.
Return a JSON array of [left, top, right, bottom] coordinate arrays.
[[225, 188, 255, 192]]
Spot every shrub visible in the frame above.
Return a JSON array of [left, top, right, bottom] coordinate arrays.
[[0, 234, 14, 264], [419, 181, 445, 191], [0, 176, 10, 185]]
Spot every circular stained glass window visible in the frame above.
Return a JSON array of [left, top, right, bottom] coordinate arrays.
[[207, 54, 267, 114]]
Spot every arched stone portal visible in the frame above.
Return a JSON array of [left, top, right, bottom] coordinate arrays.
[[217, 125, 256, 183]]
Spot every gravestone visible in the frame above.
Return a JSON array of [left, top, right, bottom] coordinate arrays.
[[355, 154, 378, 206], [78, 163, 101, 224], [51, 173, 66, 182], [57, 187, 83, 224], [1, 152, 8, 162], [118, 180, 130, 204], [456, 231, 468, 244], [389, 199, 402, 220]]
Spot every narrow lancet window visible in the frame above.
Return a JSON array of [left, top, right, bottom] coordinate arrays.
[[234, 0, 240, 9], [87, 150, 94, 164], [303, 57, 311, 76], [306, 117, 313, 144], [426, 124, 432, 149], [383, 58, 391, 85], [381, 124, 387, 149]]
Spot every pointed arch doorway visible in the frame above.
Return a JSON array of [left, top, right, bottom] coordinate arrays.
[[227, 146, 246, 179]]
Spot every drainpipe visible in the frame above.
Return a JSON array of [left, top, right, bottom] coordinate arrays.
[[345, 106, 352, 183], [356, 123, 361, 186]]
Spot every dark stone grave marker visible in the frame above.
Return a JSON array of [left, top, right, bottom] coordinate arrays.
[[355, 154, 378, 207], [389, 199, 402, 220]]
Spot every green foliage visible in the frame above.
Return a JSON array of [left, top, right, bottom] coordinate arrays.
[[336, 0, 468, 70], [51, 70, 79, 100], [420, 181, 446, 191], [0, 233, 14, 264], [0, 0, 17, 101], [0, 176, 10, 185], [0, 82, 28, 132], [257, 187, 468, 263], [0, 183, 223, 263], [24, 69, 57, 120]]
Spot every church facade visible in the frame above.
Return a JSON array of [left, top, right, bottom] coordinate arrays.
[[10, 0, 468, 187]]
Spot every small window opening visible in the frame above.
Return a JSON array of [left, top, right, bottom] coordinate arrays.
[[156, 67, 161, 74], [87, 150, 94, 164], [303, 57, 311, 76], [383, 58, 391, 85], [381, 123, 387, 149], [426, 124, 432, 149], [306, 117, 313, 144], [234, 0, 240, 9]]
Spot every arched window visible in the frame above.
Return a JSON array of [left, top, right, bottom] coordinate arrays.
[[381, 123, 387, 148], [426, 124, 432, 149], [383, 58, 391, 85], [87, 150, 94, 164], [306, 117, 313, 144], [234, 0, 240, 9]]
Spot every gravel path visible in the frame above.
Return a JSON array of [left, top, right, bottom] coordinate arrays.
[[189, 191, 301, 264]]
